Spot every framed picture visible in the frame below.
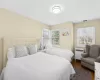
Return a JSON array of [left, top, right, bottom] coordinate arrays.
[[77, 27, 95, 47], [61, 29, 70, 36]]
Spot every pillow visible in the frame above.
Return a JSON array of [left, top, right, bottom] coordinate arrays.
[[45, 42, 52, 49], [15, 46, 29, 58], [7, 47, 15, 59], [27, 44, 37, 55]]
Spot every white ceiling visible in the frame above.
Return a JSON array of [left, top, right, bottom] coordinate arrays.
[[0, 0, 100, 25]]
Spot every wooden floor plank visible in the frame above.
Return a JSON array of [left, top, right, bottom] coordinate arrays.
[[72, 60, 94, 80]]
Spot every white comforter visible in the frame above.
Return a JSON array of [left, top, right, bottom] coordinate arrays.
[[45, 47, 74, 62], [3, 52, 75, 80]]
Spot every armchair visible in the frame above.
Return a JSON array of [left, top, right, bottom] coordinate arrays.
[[81, 45, 100, 71], [95, 56, 100, 62], [81, 53, 88, 58]]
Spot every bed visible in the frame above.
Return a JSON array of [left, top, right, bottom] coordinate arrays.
[[44, 47, 74, 62], [1, 37, 75, 80]]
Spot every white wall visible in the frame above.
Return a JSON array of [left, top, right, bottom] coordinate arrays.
[[0, 8, 49, 72], [0, 0, 3, 8], [51, 22, 73, 50]]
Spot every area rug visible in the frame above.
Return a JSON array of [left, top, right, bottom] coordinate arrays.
[[70, 67, 92, 80]]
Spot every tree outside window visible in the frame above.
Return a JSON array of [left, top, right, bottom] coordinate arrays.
[[52, 30, 60, 45]]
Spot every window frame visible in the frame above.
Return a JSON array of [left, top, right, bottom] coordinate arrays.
[[42, 29, 50, 39], [51, 30, 60, 46], [41, 28, 51, 49]]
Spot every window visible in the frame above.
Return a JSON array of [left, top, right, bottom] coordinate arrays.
[[43, 29, 50, 38], [77, 27, 95, 47], [52, 30, 60, 45], [41, 29, 51, 49]]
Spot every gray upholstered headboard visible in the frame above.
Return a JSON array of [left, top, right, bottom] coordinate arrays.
[[3, 37, 39, 68]]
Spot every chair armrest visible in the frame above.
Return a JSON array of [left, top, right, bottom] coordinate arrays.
[[95, 56, 100, 62], [81, 53, 88, 58]]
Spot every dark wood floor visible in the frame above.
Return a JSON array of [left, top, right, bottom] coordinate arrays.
[[72, 60, 94, 80]]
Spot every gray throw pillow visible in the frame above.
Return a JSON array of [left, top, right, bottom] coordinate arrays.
[[27, 45, 37, 55], [15, 46, 29, 58]]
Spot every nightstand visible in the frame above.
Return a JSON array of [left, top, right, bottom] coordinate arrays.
[[95, 62, 100, 80], [75, 47, 84, 60]]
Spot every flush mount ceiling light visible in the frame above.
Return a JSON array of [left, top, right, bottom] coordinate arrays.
[[50, 4, 63, 14], [52, 6, 61, 14]]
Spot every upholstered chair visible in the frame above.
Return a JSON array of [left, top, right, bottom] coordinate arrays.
[[81, 45, 100, 71]]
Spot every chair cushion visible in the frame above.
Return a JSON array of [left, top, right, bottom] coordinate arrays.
[[81, 57, 95, 65], [89, 45, 100, 58]]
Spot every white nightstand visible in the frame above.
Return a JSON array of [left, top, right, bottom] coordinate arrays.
[[75, 47, 84, 60], [95, 62, 100, 80]]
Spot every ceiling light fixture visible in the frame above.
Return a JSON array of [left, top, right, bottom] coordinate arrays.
[[50, 4, 63, 14]]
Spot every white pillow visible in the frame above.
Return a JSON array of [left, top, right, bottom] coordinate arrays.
[[15, 46, 29, 58], [45, 42, 52, 49], [27, 44, 37, 55], [7, 47, 15, 59]]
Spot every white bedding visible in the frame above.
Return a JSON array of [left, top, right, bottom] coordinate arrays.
[[45, 47, 74, 62], [3, 52, 75, 80]]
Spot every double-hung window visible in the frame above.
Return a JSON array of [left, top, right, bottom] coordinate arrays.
[[41, 29, 50, 49], [52, 30, 60, 45]]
